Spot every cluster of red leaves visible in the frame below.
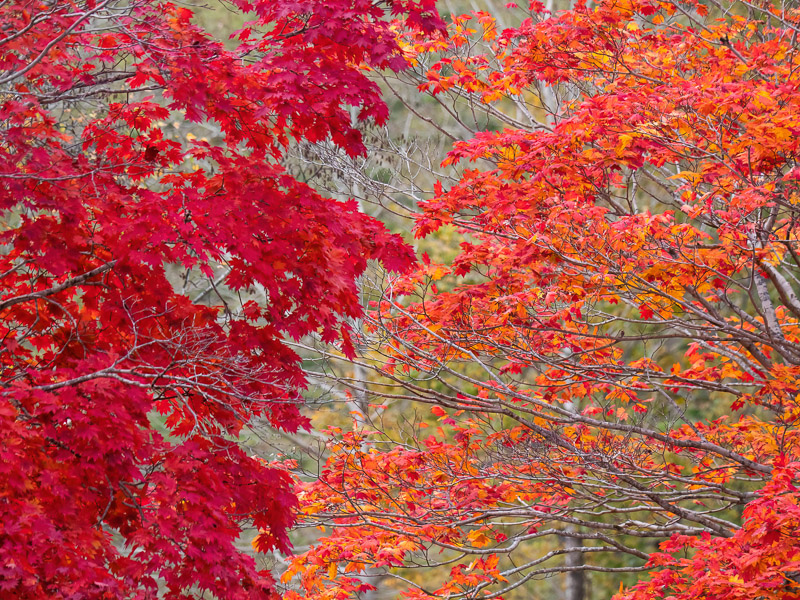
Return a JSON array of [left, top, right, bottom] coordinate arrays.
[[622, 462, 800, 600], [0, 0, 441, 598]]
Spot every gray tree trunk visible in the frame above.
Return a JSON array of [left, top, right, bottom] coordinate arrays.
[[563, 531, 585, 600]]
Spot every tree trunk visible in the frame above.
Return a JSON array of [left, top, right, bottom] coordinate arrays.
[[563, 531, 586, 600]]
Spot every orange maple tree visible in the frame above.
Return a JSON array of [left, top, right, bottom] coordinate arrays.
[[283, 0, 800, 598]]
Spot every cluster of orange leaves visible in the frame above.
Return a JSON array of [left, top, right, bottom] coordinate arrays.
[[282, 0, 800, 598]]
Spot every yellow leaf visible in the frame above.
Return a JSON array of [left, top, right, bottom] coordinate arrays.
[[397, 539, 418, 552], [516, 303, 527, 318], [774, 127, 791, 142], [482, 90, 504, 103], [467, 529, 492, 548], [616, 134, 634, 156], [431, 266, 447, 281], [670, 170, 703, 184]]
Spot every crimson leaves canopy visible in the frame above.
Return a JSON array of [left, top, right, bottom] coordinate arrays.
[[0, 0, 440, 598]]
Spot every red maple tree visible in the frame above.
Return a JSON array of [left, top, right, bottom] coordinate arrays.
[[0, 0, 440, 598]]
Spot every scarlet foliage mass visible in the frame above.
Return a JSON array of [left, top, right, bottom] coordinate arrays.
[[0, 0, 440, 598], [284, 0, 800, 598]]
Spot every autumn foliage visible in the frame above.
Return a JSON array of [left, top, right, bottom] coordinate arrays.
[[285, 0, 800, 598], [0, 0, 441, 597]]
